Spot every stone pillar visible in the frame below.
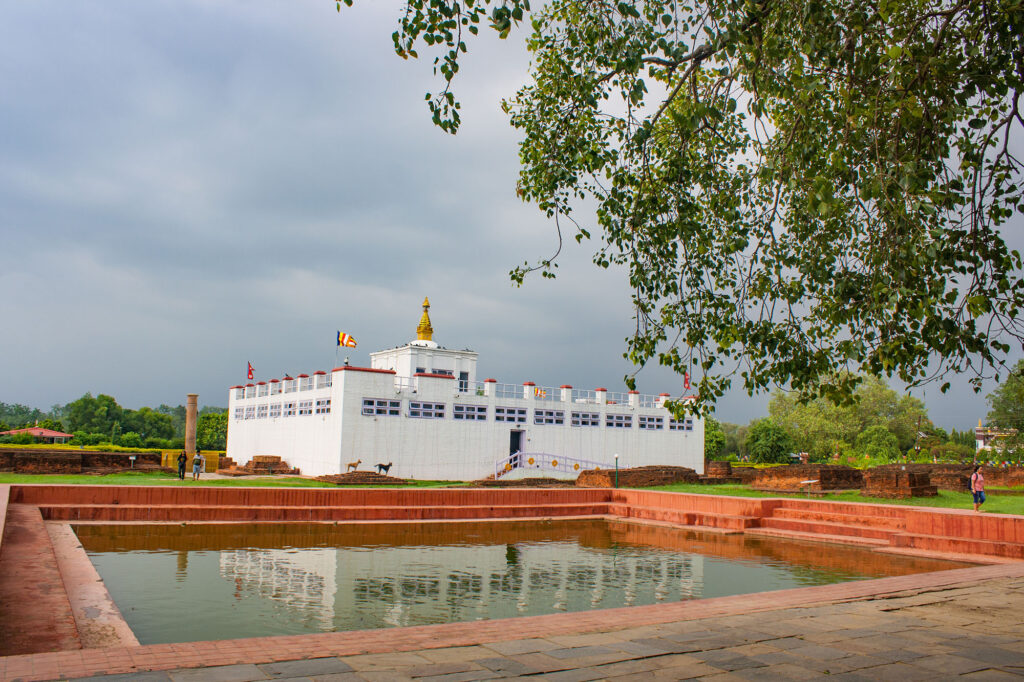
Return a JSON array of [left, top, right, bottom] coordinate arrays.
[[185, 394, 198, 455]]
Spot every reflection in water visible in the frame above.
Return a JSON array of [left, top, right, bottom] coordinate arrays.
[[75, 519, 972, 645]]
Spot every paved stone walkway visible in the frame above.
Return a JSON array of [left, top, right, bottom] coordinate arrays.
[[63, 572, 1024, 682]]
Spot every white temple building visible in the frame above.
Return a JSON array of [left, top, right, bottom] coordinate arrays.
[[226, 299, 705, 480]]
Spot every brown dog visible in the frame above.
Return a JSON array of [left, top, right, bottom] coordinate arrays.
[[346, 459, 362, 472]]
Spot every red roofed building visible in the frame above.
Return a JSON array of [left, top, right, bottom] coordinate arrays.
[[0, 427, 74, 444]]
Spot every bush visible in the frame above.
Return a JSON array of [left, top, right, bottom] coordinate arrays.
[[119, 432, 143, 448], [746, 418, 795, 464], [144, 437, 174, 449], [7, 433, 36, 445], [854, 425, 900, 460], [71, 431, 107, 446]]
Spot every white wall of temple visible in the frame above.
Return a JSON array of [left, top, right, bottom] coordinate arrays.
[[228, 366, 704, 480]]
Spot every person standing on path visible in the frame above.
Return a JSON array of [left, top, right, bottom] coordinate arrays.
[[971, 464, 986, 512], [192, 450, 204, 481], [176, 451, 187, 481]]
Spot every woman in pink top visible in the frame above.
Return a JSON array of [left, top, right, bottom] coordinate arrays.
[[971, 465, 986, 512]]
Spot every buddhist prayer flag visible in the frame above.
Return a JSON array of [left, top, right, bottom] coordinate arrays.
[[534, 387, 547, 398], [247, 362, 254, 381], [337, 332, 357, 348]]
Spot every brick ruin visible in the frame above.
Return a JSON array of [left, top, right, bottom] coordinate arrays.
[[752, 464, 864, 492], [700, 460, 742, 484], [216, 454, 300, 476], [861, 468, 938, 498], [576, 465, 699, 488], [0, 449, 164, 474]]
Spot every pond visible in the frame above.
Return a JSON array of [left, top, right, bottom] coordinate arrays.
[[74, 519, 971, 644]]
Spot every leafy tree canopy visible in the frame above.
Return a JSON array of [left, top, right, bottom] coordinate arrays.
[[704, 416, 726, 459], [854, 424, 901, 460], [357, 0, 1024, 412], [769, 374, 931, 455], [745, 417, 795, 463], [987, 358, 1024, 429]]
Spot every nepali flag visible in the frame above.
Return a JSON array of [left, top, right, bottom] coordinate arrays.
[[247, 362, 254, 381], [684, 372, 691, 390], [337, 331, 357, 348]]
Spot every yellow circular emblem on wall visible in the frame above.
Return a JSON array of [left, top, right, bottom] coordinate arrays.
[[574, 463, 580, 471], [528, 457, 535, 465], [551, 460, 558, 467]]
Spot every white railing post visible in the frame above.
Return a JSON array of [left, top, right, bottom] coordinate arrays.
[[484, 379, 496, 398], [628, 390, 639, 408], [523, 382, 536, 400], [595, 387, 608, 405], [560, 385, 573, 402]]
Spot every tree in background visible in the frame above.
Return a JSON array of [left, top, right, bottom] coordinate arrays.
[[745, 419, 795, 464], [854, 425, 901, 461], [770, 376, 931, 457], [0, 402, 48, 429], [704, 416, 726, 460], [65, 393, 124, 435], [197, 411, 228, 451], [158, 404, 188, 439], [719, 422, 748, 461], [357, 0, 1024, 414], [987, 359, 1024, 430]]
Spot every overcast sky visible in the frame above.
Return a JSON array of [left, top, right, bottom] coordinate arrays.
[[1, 0, 1020, 430]]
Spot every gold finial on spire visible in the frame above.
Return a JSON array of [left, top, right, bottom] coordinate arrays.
[[416, 297, 433, 341]]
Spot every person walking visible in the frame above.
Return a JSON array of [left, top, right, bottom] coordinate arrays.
[[971, 464, 986, 512], [176, 450, 187, 481], [192, 450, 204, 481]]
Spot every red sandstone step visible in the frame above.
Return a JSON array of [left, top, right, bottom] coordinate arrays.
[[891, 532, 1024, 560], [758, 517, 899, 541], [36, 502, 612, 523], [745, 527, 890, 547], [614, 504, 759, 531], [771, 508, 906, 530], [775, 499, 908, 520]]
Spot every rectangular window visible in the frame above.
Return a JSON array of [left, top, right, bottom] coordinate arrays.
[[284, 380, 297, 393], [298, 400, 313, 415], [453, 404, 487, 421], [362, 398, 401, 416], [283, 402, 296, 417], [669, 417, 694, 431], [431, 368, 454, 376], [606, 413, 632, 428], [244, 405, 255, 420], [234, 388, 244, 399], [534, 409, 565, 425], [316, 374, 332, 388], [415, 367, 426, 374], [244, 386, 255, 398], [571, 411, 600, 427], [269, 403, 282, 418], [257, 405, 268, 419], [256, 384, 268, 397], [270, 383, 282, 395], [315, 398, 331, 414], [299, 376, 313, 391], [639, 415, 664, 430], [234, 407, 244, 420], [409, 401, 445, 419], [495, 406, 527, 423], [459, 371, 469, 392]]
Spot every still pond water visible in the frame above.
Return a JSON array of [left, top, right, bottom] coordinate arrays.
[[75, 519, 970, 644]]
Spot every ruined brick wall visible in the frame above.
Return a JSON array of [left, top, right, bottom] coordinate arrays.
[[13, 453, 83, 474], [576, 465, 699, 488], [753, 464, 863, 491], [862, 469, 937, 498]]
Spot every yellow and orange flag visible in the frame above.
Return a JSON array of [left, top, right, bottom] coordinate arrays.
[[337, 332, 357, 348]]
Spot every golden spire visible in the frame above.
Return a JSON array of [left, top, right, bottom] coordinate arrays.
[[416, 297, 433, 341]]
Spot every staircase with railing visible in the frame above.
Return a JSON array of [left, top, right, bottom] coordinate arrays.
[[494, 452, 612, 480]]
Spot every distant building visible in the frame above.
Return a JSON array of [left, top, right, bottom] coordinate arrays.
[[226, 299, 705, 480], [975, 419, 1018, 455], [0, 427, 74, 444]]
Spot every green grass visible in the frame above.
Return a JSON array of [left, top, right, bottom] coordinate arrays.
[[643, 482, 1024, 515], [0, 471, 463, 488]]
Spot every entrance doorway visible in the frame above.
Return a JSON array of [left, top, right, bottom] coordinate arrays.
[[509, 430, 524, 469]]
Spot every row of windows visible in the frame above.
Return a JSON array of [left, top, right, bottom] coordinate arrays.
[[360, 398, 695, 430], [233, 399, 332, 420]]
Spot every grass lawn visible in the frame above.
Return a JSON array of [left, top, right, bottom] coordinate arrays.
[[0, 471, 463, 488], [644, 482, 1024, 515]]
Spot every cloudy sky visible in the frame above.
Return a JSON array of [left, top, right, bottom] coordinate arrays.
[[1, 0, 1020, 429]]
